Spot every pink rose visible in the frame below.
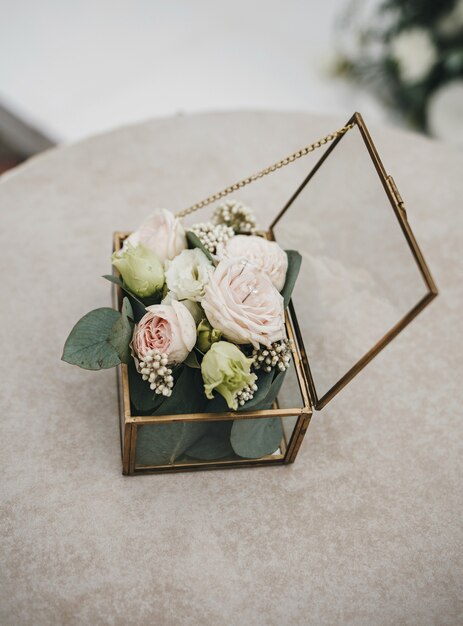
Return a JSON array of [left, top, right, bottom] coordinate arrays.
[[202, 259, 286, 348], [216, 235, 288, 291], [126, 209, 187, 261], [133, 301, 196, 364]]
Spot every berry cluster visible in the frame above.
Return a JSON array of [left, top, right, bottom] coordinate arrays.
[[139, 349, 174, 396], [213, 200, 257, 234], [190, 222, 234, 254], [235, 382, 258, 406], [252, 339, 292, 373]]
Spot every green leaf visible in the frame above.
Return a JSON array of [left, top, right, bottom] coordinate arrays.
[[134, 367, 210, 465], [260, 369, 287, 409], [237, 369, 274, 411], [230, 417, 284, 459], [281, 250, 302, 307], [152, 367, 206, 415], [184, 421, 235, 461], [183, 349, 202, 369], [108, 297, 133, 364], [102, 274, 147, 321], [186, 231, 214, 262], [240, 368, 287, 412], [135, 421, 208, 466], [126, 295, 148, 322], [121, 296, 134, 322], [62, 308, 123, 370], [128, 361, 164, 413], [102, 274, 123, 287], [202, 394, 229, 413]]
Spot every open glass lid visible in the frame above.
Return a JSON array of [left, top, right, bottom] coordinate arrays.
[[271, 112, 437, 410]]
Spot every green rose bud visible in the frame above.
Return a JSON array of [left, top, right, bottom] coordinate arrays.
[[201, 341, 257, 410], [196, 318, 222, 353], [112, 242, 164, 298]]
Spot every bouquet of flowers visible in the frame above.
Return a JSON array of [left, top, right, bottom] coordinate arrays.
[[62, 200, 301, 463]]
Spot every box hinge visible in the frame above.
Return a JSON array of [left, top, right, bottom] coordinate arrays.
[[386, 175, 407, 218]]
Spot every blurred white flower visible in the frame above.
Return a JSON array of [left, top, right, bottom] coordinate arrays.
[[427, 80, 463, 145], [390, 28, 437, 84], [437, 0, 463, 37]]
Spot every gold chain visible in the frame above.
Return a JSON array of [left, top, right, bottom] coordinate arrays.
[[175, 122, 355, 219]]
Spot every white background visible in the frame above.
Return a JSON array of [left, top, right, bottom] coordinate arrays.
[[0, 0, 386, 143]]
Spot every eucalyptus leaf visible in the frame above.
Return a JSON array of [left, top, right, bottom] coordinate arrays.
[[62, 308, 122, 370], [184, 421, 235, 461], [262, 369, 287, 409], [184, 349, 202, 369], [230, 417, 284, 459], [186, 231, 214, 262], [126, 295, 148, 322], [135, 421, 208, 466], [121, 297, 134, 321], [241, 368, 287, 412], [108, 297, 134, 364], [102, 274, 123, 287], [202, 393, 230, 414], [102, 274, 147, 321], [152, 367, 206, 416], [237, 369, 274, 411], [281, 250, 302, 307]]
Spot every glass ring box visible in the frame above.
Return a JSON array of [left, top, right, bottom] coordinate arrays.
[[113, 113, 437, 475]]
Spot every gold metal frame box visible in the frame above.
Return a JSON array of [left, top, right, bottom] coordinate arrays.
[[114, 113, 437, 475]]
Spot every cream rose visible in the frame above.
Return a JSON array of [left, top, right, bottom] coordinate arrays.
[[133, 300, 196, 365], [126, 208, 187, 261], [165, 248, 213, 301], [161, 291, 204, 324], [202, 259, 286, 348], [216, 235, 288, 291]]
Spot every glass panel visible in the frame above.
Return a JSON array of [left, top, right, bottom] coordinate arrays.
[[272, 123, 430, 404], [134, 415, 298, 468], [273, 357, 304, 409]]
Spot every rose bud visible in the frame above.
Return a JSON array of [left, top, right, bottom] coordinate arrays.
[[112, 242, 164, 299], [196, 319, 222, 353], [201, 341, 257, 410]]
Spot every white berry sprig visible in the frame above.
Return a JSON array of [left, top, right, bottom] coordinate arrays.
[[252, 339, 292, 373], [235, 382, 258, 406], [139, 349, 174, 397], [213, 200, 257, 234], [190, 222, 234, 253]]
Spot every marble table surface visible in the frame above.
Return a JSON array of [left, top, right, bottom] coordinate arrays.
[[1, 111, 462, 626]]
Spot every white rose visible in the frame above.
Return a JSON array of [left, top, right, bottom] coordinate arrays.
[[202, 259, 286, 348], [165, 248, 213, 301], [390, 28, 437, 84], [133, 300, 196, 365], [216, 235, 288, 291], [126, 208, 187, 261]]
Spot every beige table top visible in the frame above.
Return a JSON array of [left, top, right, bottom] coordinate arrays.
[[1, 111, 462, 626]]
